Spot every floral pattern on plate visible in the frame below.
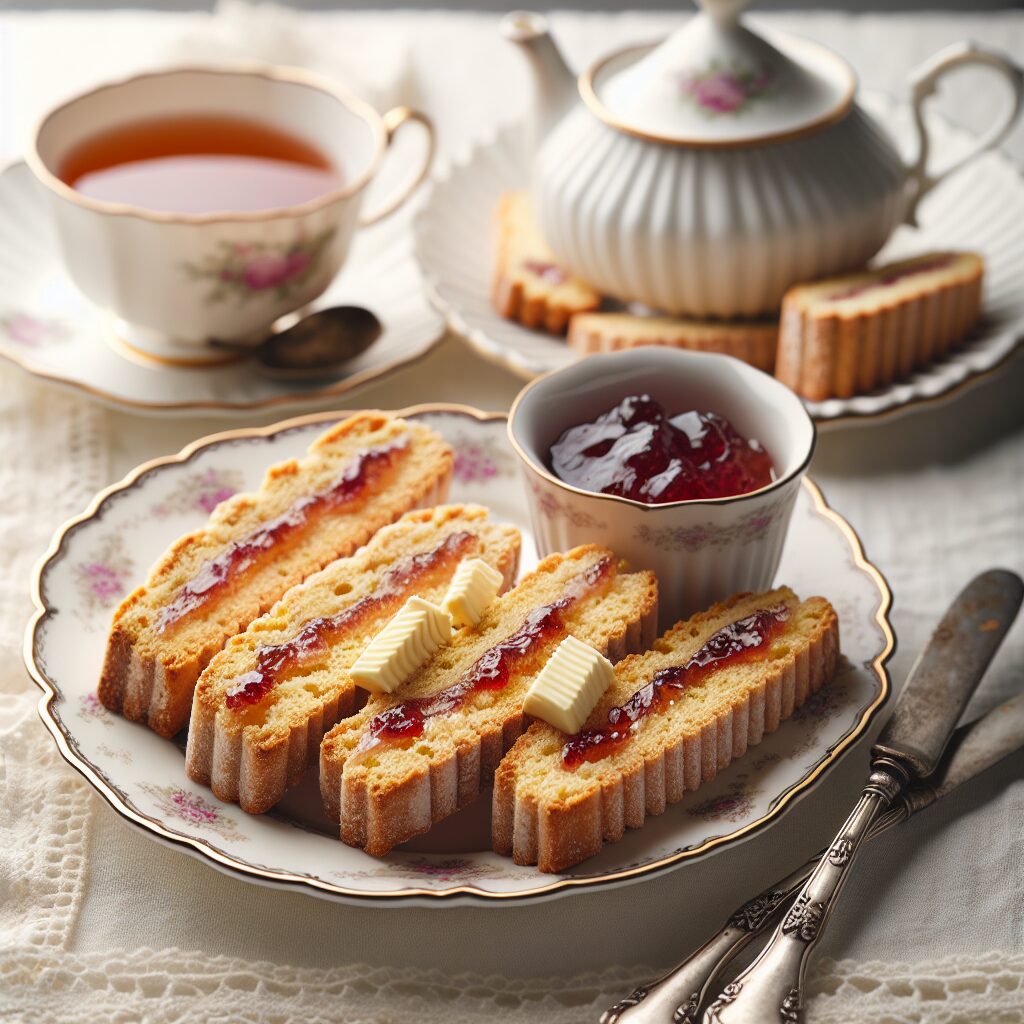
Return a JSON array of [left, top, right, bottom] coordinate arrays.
[[26, 408, 891, 903], [139, 784, 249, 843], [73, 534, 134, 614], [150, 467, 244, 518], [0, 313, 69, 348]]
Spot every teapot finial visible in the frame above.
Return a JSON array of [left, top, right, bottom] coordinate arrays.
[[501, 11, 577, 146], [694, 0, 751, 28]]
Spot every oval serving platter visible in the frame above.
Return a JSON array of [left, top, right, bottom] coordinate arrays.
[[26, 404, 892, 904], [414, 93, 1024, 429]]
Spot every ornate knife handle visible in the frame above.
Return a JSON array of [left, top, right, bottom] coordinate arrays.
[[701, 756, 909, 1023], [600, 787, 928, 1024], [599, 877, 803, 1024]]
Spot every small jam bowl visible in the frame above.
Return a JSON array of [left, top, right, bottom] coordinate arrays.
[[508, 348, 816, 627], [27, 64, 433, 366]]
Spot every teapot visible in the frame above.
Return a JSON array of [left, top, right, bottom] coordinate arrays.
[[502, 2, 1023, 318]]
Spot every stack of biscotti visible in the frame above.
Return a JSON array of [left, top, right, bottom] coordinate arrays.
[[494, 587, 838, 872], [98, 413, 453, 737], [492, 190, 601, 332], [186, 505, 521, 814], [567, 312, 778, 372], [320, 545, 659, 854], [775, 251, 983, 400]]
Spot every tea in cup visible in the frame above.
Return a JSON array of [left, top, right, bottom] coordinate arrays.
[[28, 64, 433, 365]]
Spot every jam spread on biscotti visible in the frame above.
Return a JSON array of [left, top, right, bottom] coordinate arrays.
[[356, 557, 614, 752], [224, 531, 476, 710], [562, 604, 789, 767], [549, 395, 774, 504], [828, 254, 956, 302], [160, 439, 409, 631], [522, 259, 569, 285]]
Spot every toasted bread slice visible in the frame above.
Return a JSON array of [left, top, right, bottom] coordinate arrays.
[[568, 312, 778, 372], [494, 588, 838, 872], [320, 545, 659, 855], [775, 251, 983, 400], [492, 190, 601, 333], [99, 413, 453, 737], [186, 506, 521, 813]]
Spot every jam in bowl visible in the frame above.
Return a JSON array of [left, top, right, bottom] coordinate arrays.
[[549, 394, 775, 504], [508, 347, 816, 625]]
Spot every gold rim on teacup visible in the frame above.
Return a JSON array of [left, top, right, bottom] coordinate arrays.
[[26, 61, 411, 225]]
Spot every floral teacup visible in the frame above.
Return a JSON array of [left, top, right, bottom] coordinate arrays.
[[28, 64, 433, 365], [508, 348, 816, 627]]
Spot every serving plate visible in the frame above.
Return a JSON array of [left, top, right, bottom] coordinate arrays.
[[0, 161, 444, 417], [414, 94, 1024, 429], [26, 405, 892, 904]]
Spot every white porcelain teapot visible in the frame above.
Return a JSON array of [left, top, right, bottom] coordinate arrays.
[[502, 2, 1023, 318]]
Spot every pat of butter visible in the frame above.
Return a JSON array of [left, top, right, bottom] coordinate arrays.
[[523, 635, 614, 735], [442, 558, 504, 628], [350, 596, 452, 695]]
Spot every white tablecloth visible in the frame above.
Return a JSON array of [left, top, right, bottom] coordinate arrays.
[[1, 9, 1023, 1023]]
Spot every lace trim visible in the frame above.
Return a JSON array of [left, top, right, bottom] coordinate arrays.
[[0, 368, 105, 951], [0, 948, 1022, 1023]]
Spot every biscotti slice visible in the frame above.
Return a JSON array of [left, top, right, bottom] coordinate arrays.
[[568, 312, 778, 372], [186, 506, 521, 813], [320, 545, 659, 853], [99, 413, 453, 738], [494, 587, 838, 872], [775, 252, 983, 400], [492, 190, 601, 333]]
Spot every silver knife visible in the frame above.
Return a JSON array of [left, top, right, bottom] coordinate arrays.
[[700, 568, 1023, 1023], [600, 690, 1024, 1024]]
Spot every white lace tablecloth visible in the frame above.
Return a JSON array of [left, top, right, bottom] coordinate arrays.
[[1, 9, 1023, 1023]]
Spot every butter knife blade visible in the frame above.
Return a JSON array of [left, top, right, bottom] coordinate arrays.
[[873, 568, 1024, 778]]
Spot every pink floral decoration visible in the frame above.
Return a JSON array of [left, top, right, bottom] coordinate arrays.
[[454, 443, 499, 483], [2, 314, 67, 348], [680, 64, 775, 117], [168, 789, 220, 825], [78, 562, 127, 603]]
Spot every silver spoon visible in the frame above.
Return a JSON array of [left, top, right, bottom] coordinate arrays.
[[212, 305, 384, 381]]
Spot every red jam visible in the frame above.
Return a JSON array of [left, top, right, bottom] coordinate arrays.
[[562, 604, 790, 767], [224, 531, 475, 710], [356, 557, 614, 753], [159, 439, 408, 631], [549, 395, 774, 504], [522, 259, 568, 285], [829, 255, 954, 302]]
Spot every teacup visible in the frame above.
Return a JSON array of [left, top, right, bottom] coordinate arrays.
[[508, 348, 816, 627], [27, 64, 433, 365]]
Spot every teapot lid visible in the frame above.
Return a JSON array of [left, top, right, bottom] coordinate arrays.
[[582, 0, 856, 146]]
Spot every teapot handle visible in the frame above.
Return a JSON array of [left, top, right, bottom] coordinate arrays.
[[905, 41, 1023, 226]]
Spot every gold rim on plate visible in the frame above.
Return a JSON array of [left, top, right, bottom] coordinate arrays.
[[25, 403, 894, 903]]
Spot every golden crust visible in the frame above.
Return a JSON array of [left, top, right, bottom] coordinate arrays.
[[492, 191, 601, 333], [493, 588, 839, 873], [185, 505, 521, 814], [775, 252, 983, 400], [320, 546, 659, 854], [567, 312, 778, 372], [98, 413, 454, 737]]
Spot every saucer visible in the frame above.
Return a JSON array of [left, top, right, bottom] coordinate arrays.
[[0, 161, 444, 416], [415, 93, 1024, 429]]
